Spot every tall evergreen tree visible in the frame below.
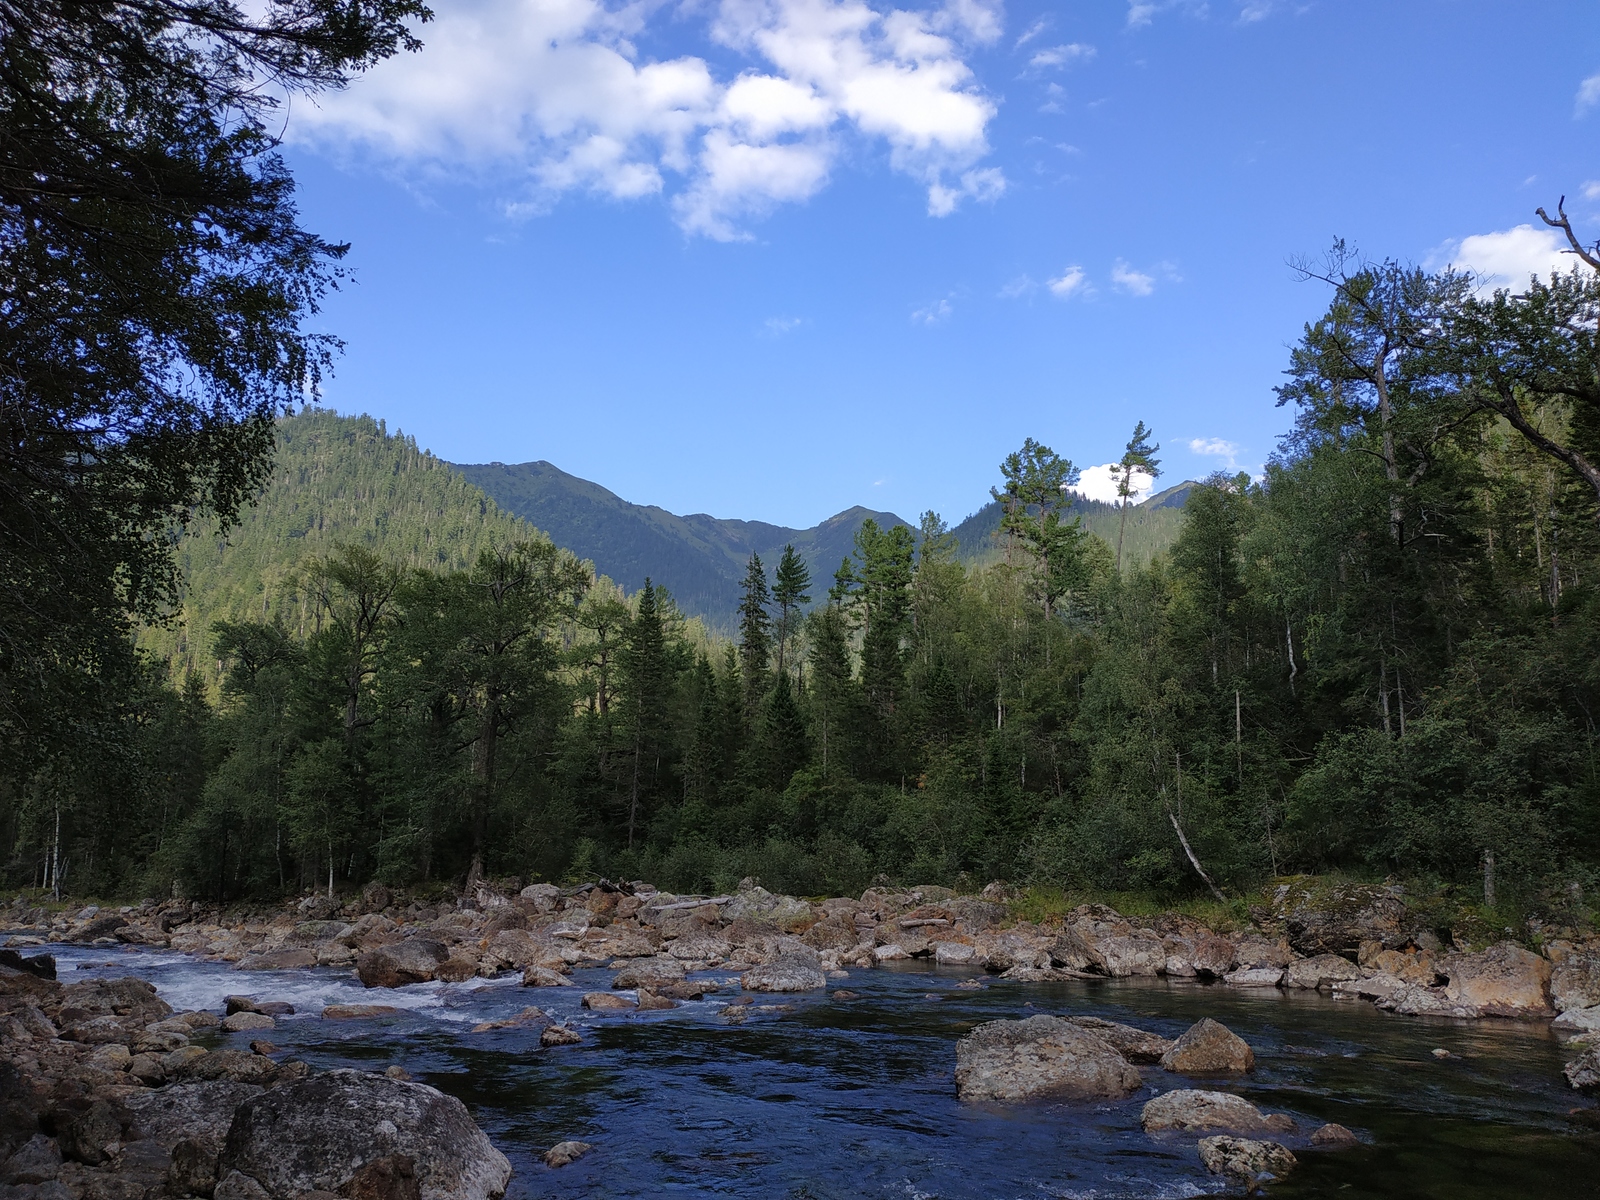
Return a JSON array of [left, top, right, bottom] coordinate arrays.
[[772, 545, 812, 681], [737, 554, 773, 717], [1114, 422, 1162, 570]]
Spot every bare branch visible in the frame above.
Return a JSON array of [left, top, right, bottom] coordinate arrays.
[[1535, 196, 1600, 273]]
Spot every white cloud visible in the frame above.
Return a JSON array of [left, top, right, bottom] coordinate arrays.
[[763, 315, 805, 334], [912, 295, 954, 323], [1237, 0, 1277, 21], [1431, 224, 1594, 295], [1014, 17, 1049, 48], [998, 274, 1035, 298], [1029, 43, 1094, 70], [293, 0, 1001, 239], [1111, 259, 1155, 295], [1047, 265, 1088, 298], [1189, 436, 1240, 469], [1073, 463, 1155, 504], [1578, 72, 1600, 115], [1582, 180, 1600, 200]]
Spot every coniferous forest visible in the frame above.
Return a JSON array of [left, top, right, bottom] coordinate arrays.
[[6, 237, 1600, 909]]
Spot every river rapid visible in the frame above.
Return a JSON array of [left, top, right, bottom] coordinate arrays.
[[42, 942, 1600, 1199]]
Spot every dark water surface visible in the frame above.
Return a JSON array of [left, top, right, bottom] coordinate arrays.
[[41, 944, 1600, 1198]]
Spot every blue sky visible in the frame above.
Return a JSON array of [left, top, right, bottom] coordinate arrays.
[[287, 0, 1600, 527]]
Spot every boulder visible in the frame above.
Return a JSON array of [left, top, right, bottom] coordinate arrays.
[[1159, 1018, 1254, 1075], [237, 948, 318, 971], [1140, 1089, 1292, 1133], [666, 933, 733, 963], [1552, 951, 1600, 1013], [356, 941, 450, 989], [340, 1152, 422, 1200], [954, 1015, 1141, 1102], [222, 1012, 276, 1033], [1284, 954, 1363, 991], [519, 884, 562, 912], [1565, 1046, 1600, 1091], [1553, 1006, 1600, 1035], [1224, 967, 1285, 988], [1, 1134, 62, 1185], [932, 941, 977, 965], [218, 1069, 511, 1200], [543, 1141, 592, 1168], [1065, 1016, 1174, 1064], [740, 953, 826, 993], [323, 1004, 400, 1020], [1189, 935, 1238, 978], [635, 988, 678, 1011], [1441, 943, 1553, 1017], [540, 1025, 582, 1047], [722, 888, 812, 931], [1330, 972, 1408, 1004], [520, 967, 572, 988], [126, 1081, 266, 1192], [611, 957, 685, 989], [470, 1007, 550, 1034], [1048, 928, 1106, 974], [1311, 1122, 1358, 1146], [581, 993, 634, 1011], [1270, 877, 1410, 957], [1098, 935, 1165, 977], [1198, 1135, 1297, 1181]]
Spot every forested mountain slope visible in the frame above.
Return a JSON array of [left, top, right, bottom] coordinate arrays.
[[950, 481, 1196, 569], [144, 410, 540, 681], [453, 458, 913, 628]]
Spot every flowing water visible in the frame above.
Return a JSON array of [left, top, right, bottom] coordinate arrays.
[[38, 944, 1600, 1198]]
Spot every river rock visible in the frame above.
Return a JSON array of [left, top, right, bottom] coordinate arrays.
[[1048, 928, 1106, 973], [612, 956, 685, 989], [520, 884, 562, 912], [1198, 1135, 1297, 1181], [1564, 1046, 1600, 1091], [741, 952, 826, 992], [1224, 967, 1285, 987], [237, 948, 318, 971], [1441, 943, 1553, 1017], [1270, 878, 1410, 957], [217, 1068, 511, 1200], [543, 1140, 592, 1167], [1553, 1006, 1600, 1035], [470, 1007, 550, 1034], [1311, 1122, 1358, 1146], [521, 966, 571, 987], [357, 940, 450, 989], [1140, 1089, 1291, 1133], [1159, 1018, 1254, 1075], [1284, 954, 1363, 990], [954, 1015, 1141, 1102], [2, 1134, 62, 1184], [722, 887, 812, 931], [541, 1025, 582, 1047], [581, 992, 634, 1011], [222, 1011, 276, 1033], [323, 1004, 400, 1019], [1066, 1016, 1174, 1064], [1552, 950, 1600, 1013]]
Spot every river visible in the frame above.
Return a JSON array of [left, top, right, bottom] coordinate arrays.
[[42, 943, 1600, 1198]]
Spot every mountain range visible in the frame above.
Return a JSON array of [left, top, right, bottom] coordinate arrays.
[[149, 411, 1200, 681]]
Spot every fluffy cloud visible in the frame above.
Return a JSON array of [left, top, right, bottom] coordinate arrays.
[[1578, 72, 1600, 115], [1047, 265, 1088, 298], [1583, 181, 1600, 201], [293, 0, 1001, 239], [1189, 436, 1240, 469], [911, 295, 954, 324], [1029, 43, 1094, 70], [1110, 259, 1155, 295], [1073, 463, 1155, 504], [1431, 224, 1594, 294]]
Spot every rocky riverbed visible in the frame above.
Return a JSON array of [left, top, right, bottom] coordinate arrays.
[[5, 876, 1600, 1197]]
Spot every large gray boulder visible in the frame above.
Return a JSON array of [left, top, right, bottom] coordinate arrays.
[[218, 1069, 511, 1200], [955, 1015, 1141, 1102], [1065, 1016, 1174, 1064], [1198, 1135, 1297, 1181], [740, 952, 826, 993], [356, 940, 449, 989], [1159, 1018, 1254, 1075]]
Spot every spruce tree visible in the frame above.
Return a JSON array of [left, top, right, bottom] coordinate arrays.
[[737, 553, 773, 718], [1114, 422, 1162, 570], [772, 545, 812, 682]]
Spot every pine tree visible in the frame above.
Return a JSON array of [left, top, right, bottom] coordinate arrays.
[[737, 553, 773, 718], [621, 580, 671, 848], [1115, 422, 1162, 570], [772, 545, 812, 682]]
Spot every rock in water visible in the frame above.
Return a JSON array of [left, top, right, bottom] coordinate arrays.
[[1565, 1046, 1600, 1091], [1442, 942, 1554, 1018], [1140, 1090, 1292, 1133], [740, 953, 826, 993], [1310, 1122, 1358, 1146], [1198, 1135, 1297, 1181], [543, 1141, 593, 1167], [1159, 1018, 1254, 1075], [356, 940, 450, 989], [521, 966, 571, 988], [1065, 1016, 1174, 1064], [954, 1015, 1141, 1102], [218, 1069, 512, 1200]]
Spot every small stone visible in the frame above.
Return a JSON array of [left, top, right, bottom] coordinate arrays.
[[225, 995, 264, 1015], [1311, 1122, 1358, 1146], [385, 1064, 414, 1080], [1431, 1047, 1453, 1059], [635, 987, 679, 1011], [719, 1004, 749, 1024], [543, 1140, 593, 1168], [223, 1011, 276, 1032], [541, 1025, 582, 1047], [832, 989, 860, 1001], [520, 966, 572, 987], [249, 1039, 278, 1055], [1198, 1135, 1297, 1181]]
